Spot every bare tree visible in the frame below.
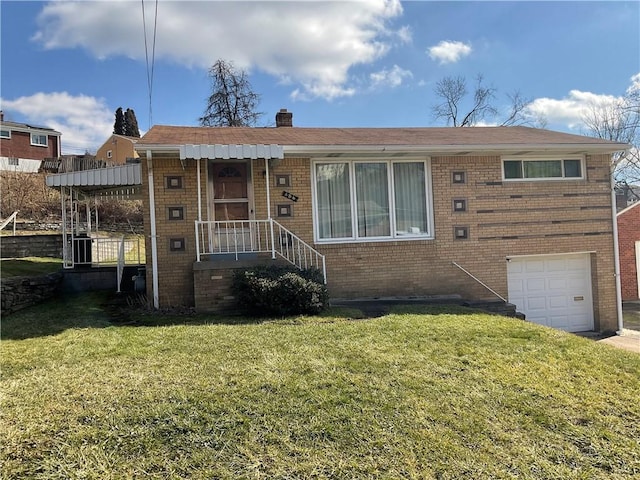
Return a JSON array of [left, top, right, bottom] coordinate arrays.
[[582, 86, 640, 192], [199, 60, 263, 127], [431, 74, 540, 127]]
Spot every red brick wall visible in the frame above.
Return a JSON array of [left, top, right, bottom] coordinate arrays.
[[617, 204, 640, 300], [0, 130, 59, 160]]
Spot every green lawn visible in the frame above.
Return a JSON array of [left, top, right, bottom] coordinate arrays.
[[0, 256, 62, 278], [2, 294, 639, 479]]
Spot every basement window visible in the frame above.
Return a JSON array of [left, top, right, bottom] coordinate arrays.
[[503, 157, 583, 180]]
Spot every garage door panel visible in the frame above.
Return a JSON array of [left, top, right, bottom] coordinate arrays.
[[569, 314, 592, 331], [548, 277, 567, 290], [550, 315, 570, 329], [567, 277, 589, 289], [549, 296, 568, 308], [524, 260, 545, 273], [509, 279, 524, 294], [546, 258, 568, 272], [507, 253, 593, 333], [527, 296, 547, 310], [526, 278, 546, 291]]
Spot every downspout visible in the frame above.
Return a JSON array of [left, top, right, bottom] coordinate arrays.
[[147, 150, 160, 309], [610, 159, 624, 334]]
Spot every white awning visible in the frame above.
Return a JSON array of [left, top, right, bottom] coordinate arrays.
[[179, 144, 283, 160], [45, 163, 143, 199], [46, 163, 142, 188]]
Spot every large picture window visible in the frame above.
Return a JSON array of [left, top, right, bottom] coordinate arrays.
[[314, 159, 432, 242], [503, 157, 583, 180]]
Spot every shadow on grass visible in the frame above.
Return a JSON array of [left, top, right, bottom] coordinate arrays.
[[2, 291, 489, 340], [1, 291, 295, 340], [1, 291, 115, 340]]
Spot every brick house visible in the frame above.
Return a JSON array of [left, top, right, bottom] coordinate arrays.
[[617, 201, 640, 301], [134, 111, 629, 333], [0, 111, 62, 172]]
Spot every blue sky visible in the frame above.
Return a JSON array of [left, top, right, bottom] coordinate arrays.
[[1, 0, 638, 154]]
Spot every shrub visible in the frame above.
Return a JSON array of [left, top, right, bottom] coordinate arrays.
[[232, 265, 328, 316]]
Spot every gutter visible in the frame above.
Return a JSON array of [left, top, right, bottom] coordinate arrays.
[[282, 143, 630, 156]]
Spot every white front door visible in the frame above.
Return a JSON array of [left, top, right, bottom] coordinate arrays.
[[507, 253, 594, 332]]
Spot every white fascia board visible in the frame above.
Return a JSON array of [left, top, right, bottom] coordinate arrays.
[[283, 143, 631, 156]]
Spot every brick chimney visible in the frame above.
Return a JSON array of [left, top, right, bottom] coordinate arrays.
[[275, 108, 293, 127]]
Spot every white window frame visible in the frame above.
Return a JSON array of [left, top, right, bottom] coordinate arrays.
[[502, 155, 585, 181], [31, 133, 48, 147], [107, 150, 113, 158], [0, 129, 10, 139], [311, 157, 434, 244]]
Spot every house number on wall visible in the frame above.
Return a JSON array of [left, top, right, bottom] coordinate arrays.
[[282, 191, 299, 202]]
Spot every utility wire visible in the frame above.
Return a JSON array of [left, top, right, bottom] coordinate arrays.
[[141, 0, 158, 128]]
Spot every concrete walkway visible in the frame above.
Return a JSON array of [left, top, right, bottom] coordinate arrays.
[[597, 329, 640, 354]]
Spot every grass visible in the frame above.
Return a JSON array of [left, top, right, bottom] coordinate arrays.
[[0, 256, 62, 278], [2, 294, 639, 479]]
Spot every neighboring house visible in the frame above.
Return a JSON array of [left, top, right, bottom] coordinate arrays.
[[131, 110, 629, 333], [0, 111, 62, 173], [615, 183, 640, 211], [95, 134, 139, 165], [617, 201, 640, 301]]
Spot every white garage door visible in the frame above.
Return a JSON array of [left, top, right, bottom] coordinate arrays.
[[507, 253, 593, 332]]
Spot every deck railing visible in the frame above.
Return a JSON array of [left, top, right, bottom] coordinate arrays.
[[63, 235, 144, 268], [0, 211, 19, 235], [195, 219, 326, 283]]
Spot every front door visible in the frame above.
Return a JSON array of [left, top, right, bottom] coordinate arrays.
[[211, 162, 251, 221]]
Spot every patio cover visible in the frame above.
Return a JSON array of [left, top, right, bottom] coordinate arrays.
[[45, 163, 143, 199]]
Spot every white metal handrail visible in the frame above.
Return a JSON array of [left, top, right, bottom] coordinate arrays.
[[64, 235, 144, 268], [0, 211, 19, 235], [452, 261, 507, 302], [195, 219, 326, 283]]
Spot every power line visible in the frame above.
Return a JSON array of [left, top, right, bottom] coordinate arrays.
[[141, 0, 158, 128]]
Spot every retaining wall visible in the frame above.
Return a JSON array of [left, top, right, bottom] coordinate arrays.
[[1, 272, 63, 315], [1, 234, 63, 259]]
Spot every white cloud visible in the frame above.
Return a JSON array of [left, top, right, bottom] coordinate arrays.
[[628, 72, 640, 95], [396, 25, 412, 44], [370, 65, 412, 89], [526, 90, 621, 129], [427, 40, 472, 64], [1, 92, 113, 155], [525, 74, 640, 130], [33, 0, 405, 101]]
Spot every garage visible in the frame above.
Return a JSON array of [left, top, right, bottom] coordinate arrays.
[[507, 253, 594, 332]]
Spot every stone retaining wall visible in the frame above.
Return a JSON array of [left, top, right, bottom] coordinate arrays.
[[1, 271, 63, 315], [0, 234, 63, 259]]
